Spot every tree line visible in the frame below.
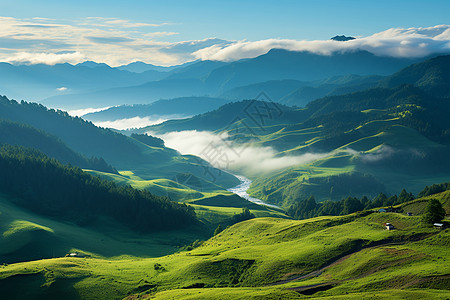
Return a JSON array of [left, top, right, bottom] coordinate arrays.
[[287, 189, 415, 220], [0, 145, 196, 232]]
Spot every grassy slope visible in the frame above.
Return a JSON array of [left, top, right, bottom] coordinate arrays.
[[249, 123, 450, 206], [84, 169, 287, 226], [113, 138, 239, 189], [1, 204, 448, 299], [0, 189, 286, 262], [0, 193, 208, 262]]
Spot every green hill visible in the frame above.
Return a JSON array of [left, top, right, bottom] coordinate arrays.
[[0, 96, 239, 190], [0, 119, 116, 173], [0, 206, 447, 299], [143, 55, 450, 206], [382, 54, 450, 98], [0, 146, 196, 234]]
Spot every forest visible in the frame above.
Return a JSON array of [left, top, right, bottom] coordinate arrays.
[[0, 145, 197, 232]]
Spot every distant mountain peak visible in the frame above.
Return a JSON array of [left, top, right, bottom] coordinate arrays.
[[331, 35, 356, 41], [76, 61, 111, 68]]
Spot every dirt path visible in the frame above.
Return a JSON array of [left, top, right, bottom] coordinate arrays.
[[269, 233, 436, 287]]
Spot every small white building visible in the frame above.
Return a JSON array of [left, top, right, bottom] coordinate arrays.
[[434, 223, 445, 229], [385, 223, 395, 230]]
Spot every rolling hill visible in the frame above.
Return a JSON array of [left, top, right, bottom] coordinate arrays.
[[0, 119, 116, 173], [83, 96, 230, 123], [140, 55, 450, 206], [0, 95, 239, 190], [0, 190, 447, 299]]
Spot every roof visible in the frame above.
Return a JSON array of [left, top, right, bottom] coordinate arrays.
[[434, 223, 444, 227]]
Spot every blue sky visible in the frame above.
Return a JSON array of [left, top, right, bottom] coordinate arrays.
[[0, 0, 449, 65], [2, 0, 449, 40]]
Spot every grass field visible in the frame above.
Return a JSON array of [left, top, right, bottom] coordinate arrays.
[[1, 204, 448, 299]]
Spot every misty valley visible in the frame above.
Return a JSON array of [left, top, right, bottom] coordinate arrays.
[[0, 9, 449, 299]]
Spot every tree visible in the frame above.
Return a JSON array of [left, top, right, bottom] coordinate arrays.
[[398, 189, 414, 204], [342, 196, 363, 215], [422, 199, 446, 224], [231, 208, 255, 224], [214, 224, 223, 236]]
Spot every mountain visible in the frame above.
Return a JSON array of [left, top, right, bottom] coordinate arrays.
[[203, 49, 420, 92], [381, 54, 450, 97], [164, 60, 228, 80], [41, 78, 209, 109], [41, 50, 419, 110], [0, 95, 239, 190], [220, 79, 308, 102], [142, 55, 450, 206], [0, 119, 116, 173], [76, 61, 111, 68], [0, 62, 167, 103], [141, 100, 298, 134], [83, 96, 231, 122], [331, 35, 356, 41], [279, 75, 383, 107], [117, 60, 199, 73]]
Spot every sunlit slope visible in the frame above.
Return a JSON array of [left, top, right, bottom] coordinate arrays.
[[0, 193, 205, 264], [248, 124, 449, 206], [1, 209, 448, 299], [85, 169, 288, 225], [141, 56, 450, 206]]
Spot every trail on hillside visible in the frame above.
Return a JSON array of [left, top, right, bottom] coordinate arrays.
[[269, 232, 437, 290]]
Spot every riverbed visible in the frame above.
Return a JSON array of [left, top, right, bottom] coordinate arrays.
[[227, 175, 281, 209]]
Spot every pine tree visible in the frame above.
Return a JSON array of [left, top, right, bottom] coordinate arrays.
[[422, 199, 446, 224]]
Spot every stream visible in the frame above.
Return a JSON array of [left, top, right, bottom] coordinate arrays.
[[227, 175, 281, 209]]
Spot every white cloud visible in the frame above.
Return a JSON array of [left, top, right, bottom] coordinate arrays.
[[0, 17, 189, 66], [94, 116, 169, 130], [67, 106, 112, 117], [193, 25, 450, 61], [143, 32, 179, 38], [83, 17, 168, 28], [4, 51, 85, 65], [56, 87, 68, 91], [0, 18, 449, 67], [153, 130, 331, 173]]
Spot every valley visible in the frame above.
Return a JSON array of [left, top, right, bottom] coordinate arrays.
[[0, 17, 449, 299]]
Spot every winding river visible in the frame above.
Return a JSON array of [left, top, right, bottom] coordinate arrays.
[[227, 175, 281, 209]]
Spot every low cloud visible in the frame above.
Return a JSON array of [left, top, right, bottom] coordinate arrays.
[[94, 116, 169, 130], [0, 18, 449, 67], [67, 106, 112, 117], [357, 145, 424, 163], [161, 38, 231, 54], [86, 36, 134, 44], [4, 51, 85, 65], [56, 87, 68, 91], [83, 17, 167, 28], [193, 25, 450, 61], [153, 130, 331, 173]]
